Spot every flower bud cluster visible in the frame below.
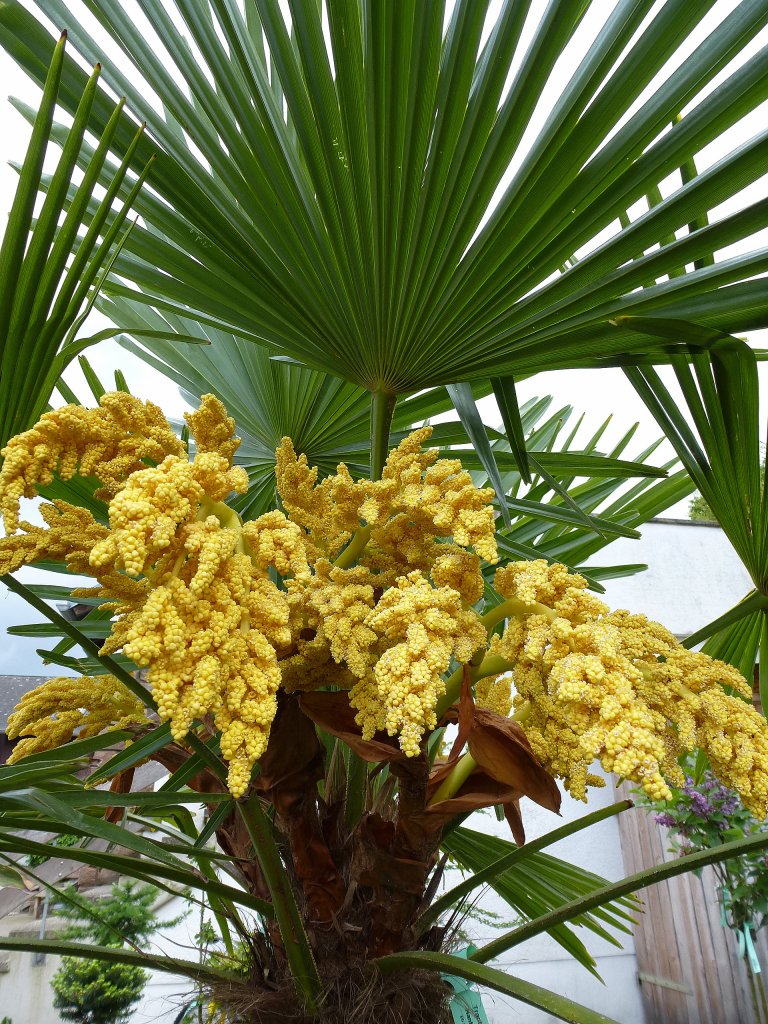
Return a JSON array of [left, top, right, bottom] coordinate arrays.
[[497, 560, 768, 814], [350, 571, 487, 754], [89, 454, 248, 577], [362, 427, 498, 564], [0, 500, 110, 576], [4, 396, 768, 816], [6, 675, 147, 761], [476, 674, 513, 717], [0, 393, 183, 532]]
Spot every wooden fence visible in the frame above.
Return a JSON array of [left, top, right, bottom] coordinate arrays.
[[616, 785, 768, 1023]]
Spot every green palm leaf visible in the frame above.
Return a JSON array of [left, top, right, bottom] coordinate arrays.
[[469, 826, 768, 965], [0, 33, 147, 447], [623, 325, 768, 697], [95, 295, 677, 551], [376, 951, 620, 1024], [439, 824, 636, 977], [0, 0, 765, 400]]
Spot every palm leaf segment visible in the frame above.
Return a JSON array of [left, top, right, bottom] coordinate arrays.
[[620, 323, 768, 699], [1, 0, 767, 396], [0, 33, 149, 449]]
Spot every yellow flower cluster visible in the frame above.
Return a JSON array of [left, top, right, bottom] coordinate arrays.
[[0, 394, 285, 796], [299, 561, 378, 679], [0, 393, 183, 532], [186, 395, 241, 462], [275, 426, 498, 572], [363, 427, 498, 564], [0, 501, 109, 576], [5, 393, 766, 816], [476, 674, 513, 717], [89, 453, 247, 577], [494, 560, 768, 814], [270, 428, 498, 755], [123, 565, 289, 797], [242, 510, 310, 580], [6, 675, 147, 761], [351, 571, 486, 754], [275, 439, 364, 559], [95, 397, 288, 797]]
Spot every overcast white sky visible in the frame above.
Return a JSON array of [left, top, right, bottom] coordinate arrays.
[[0, 0, 766, 675]]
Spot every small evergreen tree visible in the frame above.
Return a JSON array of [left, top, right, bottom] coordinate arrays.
[[51, 882, 185, 1024], [52, 959, 147, 1024], [689, 493, 718, 522]]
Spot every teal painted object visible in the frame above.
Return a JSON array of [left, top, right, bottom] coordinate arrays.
[[722, 887, 761, 974], [441, 947, 490, 1024]]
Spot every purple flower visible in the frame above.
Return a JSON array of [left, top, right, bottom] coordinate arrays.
[[655, 813, 677, 828], [690, 791, 714, 816]]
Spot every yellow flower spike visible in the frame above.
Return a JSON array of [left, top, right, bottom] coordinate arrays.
[[316, 462, 369, 536], [0, 501, 110, 577], [90, 456, 204, 576], [119, 532, 288, 794], [0, 394, 183, 533], [183, 517, 238, 594], [274, 428, 499, 573], [90, 449, 248, 578], [242, 510, 311, 579], [6, 675, 148, 762], [365, 514, 440, 580], [243, 573, 292, 650], [476, 674, 513, 717], [494, 559, 606, 618], [190, 451, 249, 503], [358, 570, 486, 754], [431, 548, 485, 605], [185, 393, 241, 463], [364, 427, 498, 563], [303, 560, 378, 678], [275, 438, 346, 558], [490, 558, 768, 810]]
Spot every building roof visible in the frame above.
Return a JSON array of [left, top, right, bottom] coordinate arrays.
[[0, 676, 47, 730]]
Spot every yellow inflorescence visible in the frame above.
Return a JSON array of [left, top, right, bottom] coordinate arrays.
[[476, 674, 513, 718], [274, 438, 354, 559], [242, 510, 310, 580], [353, 571, 487, 754], [493, 559, 768, 814], [0, 393, 183, 533], [186, 393, 241, 462], [431, 548, 485, 605], [6, 675, 147, 761], [301, 561, 378, 679], [3, 396, 768, 813], [362, 427, 498, 564], [0, 501, 110, 577]]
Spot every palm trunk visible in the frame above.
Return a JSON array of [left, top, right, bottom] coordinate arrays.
[[204, 694, 451, 1022]]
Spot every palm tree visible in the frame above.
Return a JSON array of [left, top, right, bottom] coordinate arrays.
[[0, 4, 768, 1022]]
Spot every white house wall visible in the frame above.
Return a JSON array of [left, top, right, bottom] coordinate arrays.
[[597, 519, 753, 637], [0, 914, 68, 1024]]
